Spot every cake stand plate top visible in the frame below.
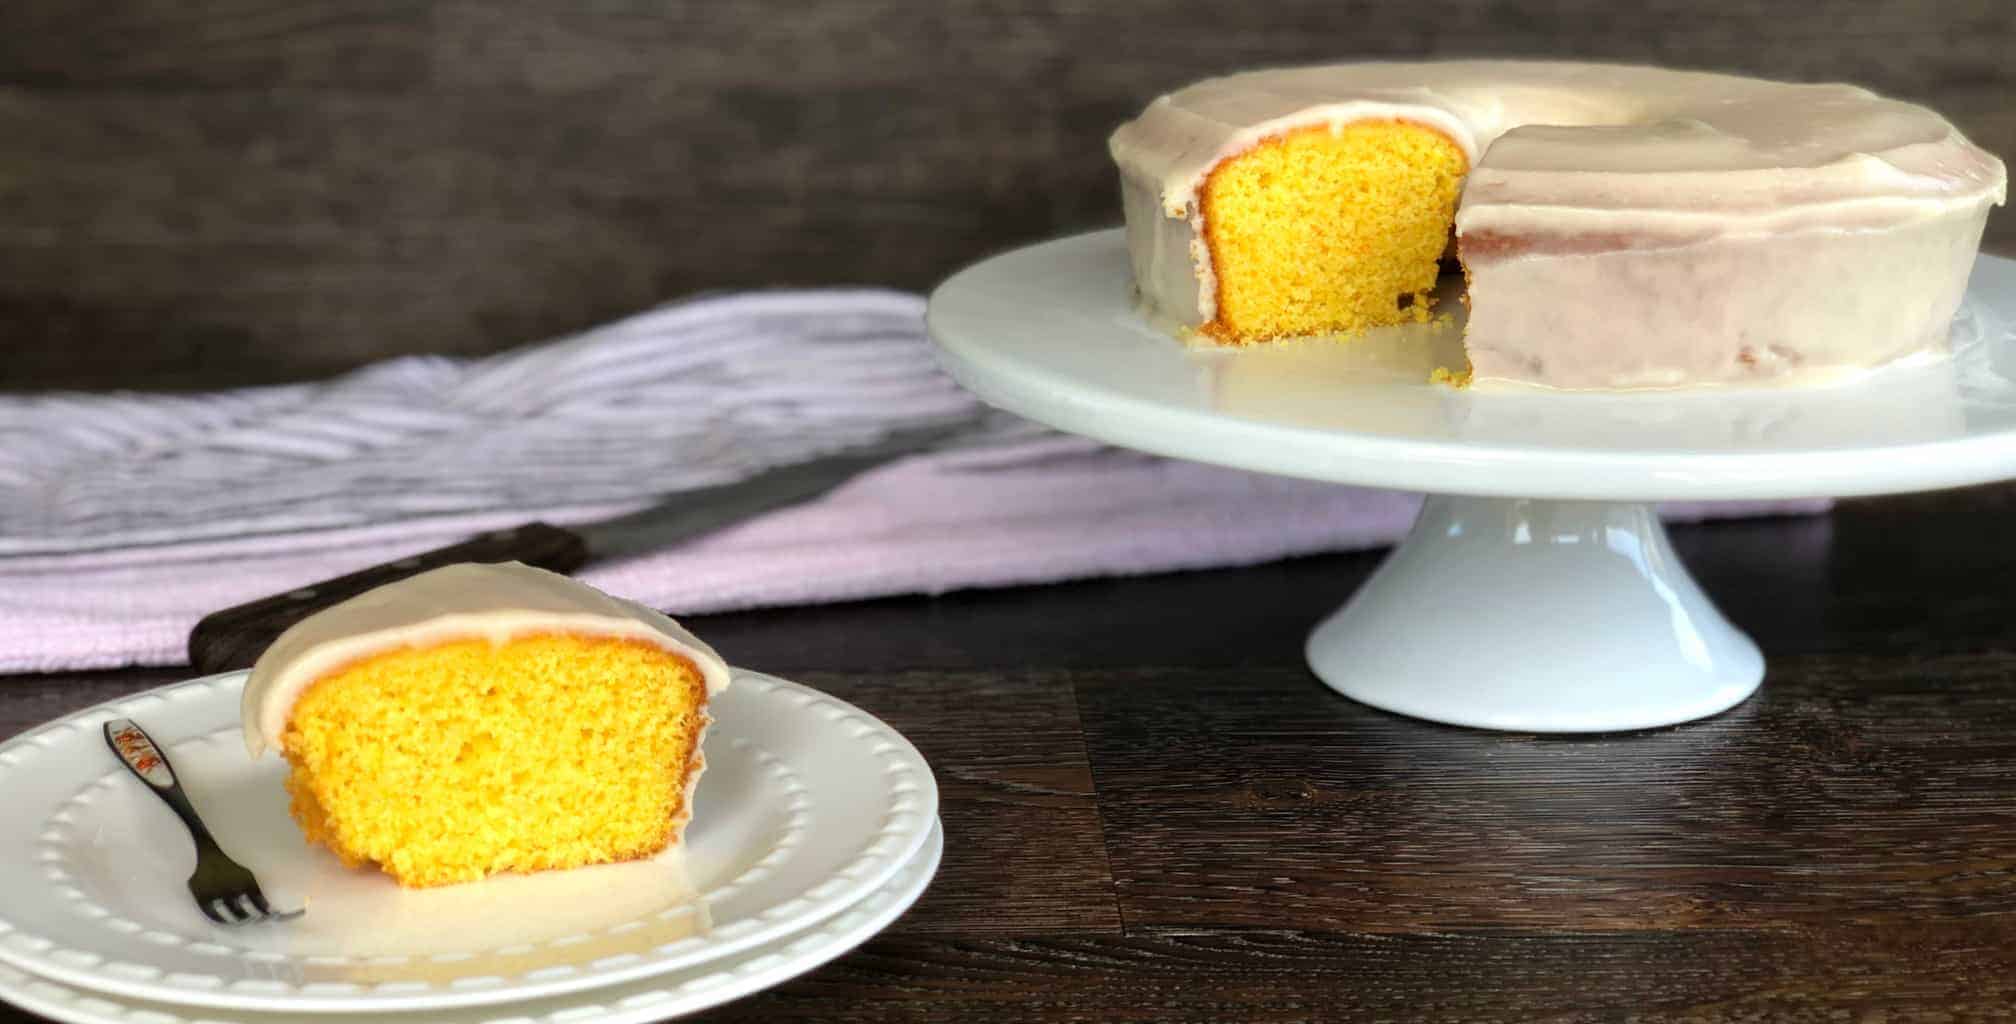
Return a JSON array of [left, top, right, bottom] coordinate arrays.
[[927, 230, 2016, 502]]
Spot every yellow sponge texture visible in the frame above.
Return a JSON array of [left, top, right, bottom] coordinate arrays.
[[281, 633, 709, 888], [1200, 120, 1469, 342]]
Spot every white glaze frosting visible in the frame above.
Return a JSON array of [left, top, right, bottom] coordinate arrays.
[[241, 562, 733, 757], [1109, 60, 2006, 387]]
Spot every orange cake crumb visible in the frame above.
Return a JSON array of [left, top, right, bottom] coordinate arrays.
[[1199, 120, 1469, 343], [280, 633, 709, 888]]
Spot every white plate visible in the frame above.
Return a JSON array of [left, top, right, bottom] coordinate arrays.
[[928, 229, 2016, 501], [0, 821, 942, 1024], [0, 669, 937, 1013]]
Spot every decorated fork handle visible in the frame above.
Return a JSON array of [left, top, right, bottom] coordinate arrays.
[[103, 719, 227, 857]]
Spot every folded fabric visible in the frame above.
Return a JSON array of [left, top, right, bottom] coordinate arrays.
[[0, 290, 1825, 674]]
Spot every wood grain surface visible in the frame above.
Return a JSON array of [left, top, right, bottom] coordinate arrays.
[[4, 484, 2015, 1021], [2, 0, 2011, 389]]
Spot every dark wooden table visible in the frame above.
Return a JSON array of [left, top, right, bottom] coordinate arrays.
[[5, 484, 2016, 1021]]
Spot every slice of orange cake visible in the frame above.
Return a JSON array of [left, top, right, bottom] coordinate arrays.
[[242, 561, 731, 888]]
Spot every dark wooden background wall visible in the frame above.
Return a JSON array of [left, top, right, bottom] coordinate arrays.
[[2, 1, 2010, 390]]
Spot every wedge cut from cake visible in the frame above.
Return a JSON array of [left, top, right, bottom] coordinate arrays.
[[1109, 60, 2007, 389], [242, 562, 731, 888]]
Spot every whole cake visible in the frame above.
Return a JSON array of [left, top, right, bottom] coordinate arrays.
[[1109, 61, 2007, 388], [242, 562, 732, 888]]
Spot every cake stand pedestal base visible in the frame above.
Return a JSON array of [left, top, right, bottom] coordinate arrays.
[[1306, 495, 1763, 732]]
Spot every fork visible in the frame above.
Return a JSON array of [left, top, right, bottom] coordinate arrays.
[[103, 718, 289, 926]]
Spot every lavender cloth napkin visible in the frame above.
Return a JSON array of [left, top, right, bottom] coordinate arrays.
[[0, 290, 1825, 674]]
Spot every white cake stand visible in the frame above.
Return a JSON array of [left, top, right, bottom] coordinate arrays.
[[926, 230, 2016, 732]]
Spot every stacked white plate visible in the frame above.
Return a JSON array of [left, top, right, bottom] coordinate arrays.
[[0, 669, 940, 1023]]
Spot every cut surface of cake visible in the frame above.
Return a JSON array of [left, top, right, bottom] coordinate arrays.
[[242, 561, 732, 888], [1199, 121, 1468, 341], [1109, 60, 2008, 389]]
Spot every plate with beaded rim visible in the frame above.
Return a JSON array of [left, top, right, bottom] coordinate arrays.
[[0, 669, 937, 1013], [0, 824, 943, 1024]]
